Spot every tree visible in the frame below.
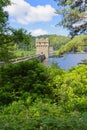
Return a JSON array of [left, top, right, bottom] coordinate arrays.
[[0, 0, 11, 45], [0, 0, 13, 61], [12, 28, 31, 45], [55, 0, 87, 36], [0, 0, 31, 61], [0, 0, 31, 45], [57, 35, 87, 55]]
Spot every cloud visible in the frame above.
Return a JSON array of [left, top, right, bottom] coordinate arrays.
[[30, 29, 48, 36], [5, 0, 56, 25], [51, 24, 56, 28]]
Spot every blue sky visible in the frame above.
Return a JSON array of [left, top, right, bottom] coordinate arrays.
[[5, 0, 69, 36]]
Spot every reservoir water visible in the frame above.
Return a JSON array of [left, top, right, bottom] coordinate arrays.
[[43, 53, 87, 70]]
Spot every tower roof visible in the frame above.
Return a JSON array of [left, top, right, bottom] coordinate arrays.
[[36, 38, 49, 43]]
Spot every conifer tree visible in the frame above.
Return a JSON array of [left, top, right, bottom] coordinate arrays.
[[55, 0, 87, 36]]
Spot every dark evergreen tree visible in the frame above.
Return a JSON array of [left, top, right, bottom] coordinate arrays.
[[55, 0, 87, 36], [0, 0, 11, 45]]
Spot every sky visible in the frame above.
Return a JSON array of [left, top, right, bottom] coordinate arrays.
[[5, 0, 69, 36]]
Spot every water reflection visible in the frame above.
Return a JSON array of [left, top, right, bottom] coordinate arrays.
[[43, 53, 87, 70]]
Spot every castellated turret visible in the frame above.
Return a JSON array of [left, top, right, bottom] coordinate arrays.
[[36, 38, 49, 58]]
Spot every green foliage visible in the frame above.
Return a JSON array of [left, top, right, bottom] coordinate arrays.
[[12, 28, 31, 45], [14, 49, 36, 58], [0, 59, 51, 105], [0, 0, 10, 34], [37, 34, 70, 50], [49, 64, 87, 112], [0, 0, 12, 61], [49, 35, 70, 50], [0, 99, 87, 130], [0, 1, 32, 61], [0, 51, 87, 129], [0, 59, 87, 113], [55, 0, 87, 36], [57, 35, 87, 55], [13, 35, 36, 58], [0, 42, 15, 61]]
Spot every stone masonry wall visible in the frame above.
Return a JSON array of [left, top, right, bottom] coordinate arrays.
[[36, 38, 49, 58]]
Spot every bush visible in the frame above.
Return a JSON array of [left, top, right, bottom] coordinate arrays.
[[0, 59, 51, 105], [0, 99, 87, 130]]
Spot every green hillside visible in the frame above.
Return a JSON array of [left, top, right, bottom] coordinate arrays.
[[37, 34, 71, 50]]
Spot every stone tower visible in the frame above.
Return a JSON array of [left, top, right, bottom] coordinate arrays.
[[36, 38, 49, 58]]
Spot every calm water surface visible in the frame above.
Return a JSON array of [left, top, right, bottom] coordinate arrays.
[[43, 54, 87, 70]]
